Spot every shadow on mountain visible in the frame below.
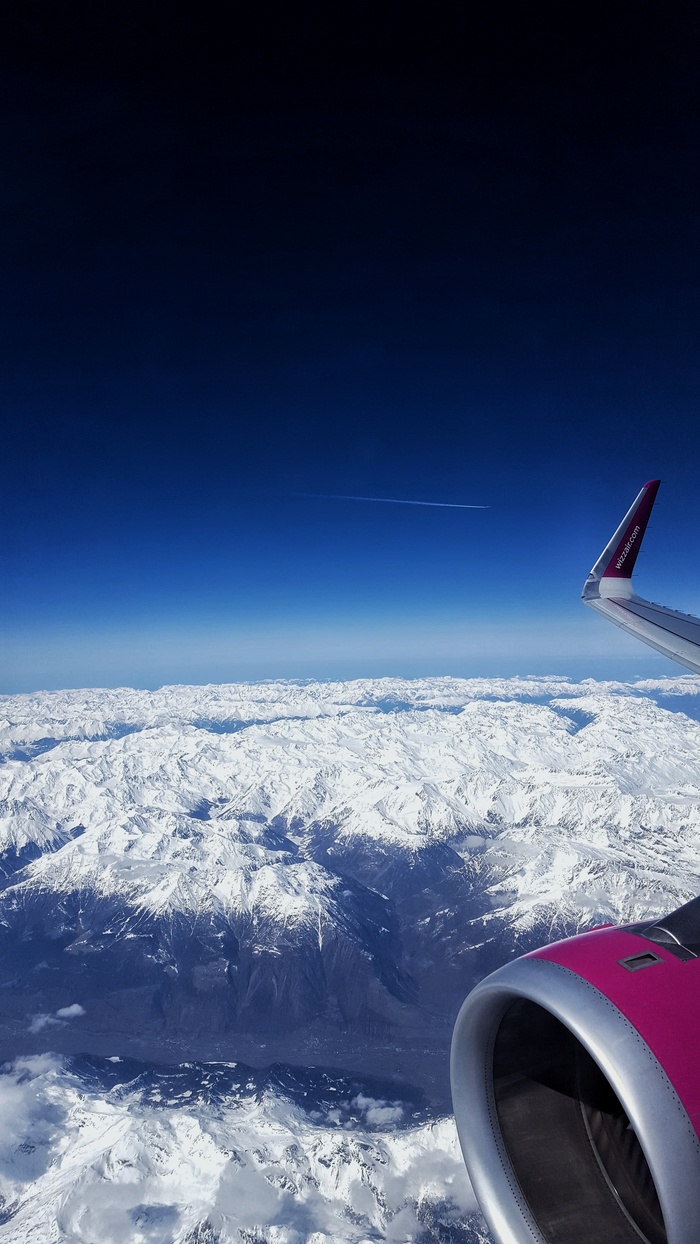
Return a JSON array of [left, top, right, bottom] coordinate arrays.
[[0, 825, 595, 1111], [71, 1050, 431, 1126], [0, 723, 142, 764]]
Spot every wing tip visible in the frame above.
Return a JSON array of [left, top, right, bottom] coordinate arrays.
[[583, 478, 661, 600]]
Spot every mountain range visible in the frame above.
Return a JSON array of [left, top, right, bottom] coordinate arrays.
[[1, 674, 700, 1239]]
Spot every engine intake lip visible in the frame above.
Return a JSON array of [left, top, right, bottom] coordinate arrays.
[[450, 956, 700, 1244]]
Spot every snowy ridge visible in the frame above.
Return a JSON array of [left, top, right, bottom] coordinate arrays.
[[0, 677, 698, 1068], [0, 676, 699, 1241], [0, 1053, 485, 1243], [1, 678, 700, 931], [2, 672, 700, 751]]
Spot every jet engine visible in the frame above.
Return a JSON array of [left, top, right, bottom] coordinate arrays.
[[450, 897, 700, 1244]]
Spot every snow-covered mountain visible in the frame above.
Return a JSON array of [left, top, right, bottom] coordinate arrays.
[[1, 676, 700, 1069], [0, 1052, 485, 1243], [1, 674, 700, 1240]]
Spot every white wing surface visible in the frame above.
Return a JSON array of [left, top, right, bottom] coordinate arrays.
[[582, 480, 700, 674]]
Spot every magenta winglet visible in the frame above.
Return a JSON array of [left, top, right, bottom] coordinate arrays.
[[601, 478, 661, 578]]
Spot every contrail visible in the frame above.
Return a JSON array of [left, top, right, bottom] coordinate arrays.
[[295, 493, 488, 509]]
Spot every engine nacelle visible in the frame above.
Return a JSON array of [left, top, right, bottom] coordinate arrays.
[[450, 899, 700, 1244]]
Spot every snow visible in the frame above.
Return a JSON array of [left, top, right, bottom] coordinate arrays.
[[1, 674, 700, 1240], [0, 1054, 484, 1243], [1, 676, 699, 931]]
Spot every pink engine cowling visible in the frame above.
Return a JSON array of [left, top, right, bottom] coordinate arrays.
[[450, 898, 700, 1244]]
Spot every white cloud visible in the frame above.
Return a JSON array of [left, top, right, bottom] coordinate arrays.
[[0, 1056, 65, 1197], [352, 1093, 404, 1126], [28, 1014, 56, 1034], [55, 1004, 85, 1020], [29, 1003, 85, 1033]]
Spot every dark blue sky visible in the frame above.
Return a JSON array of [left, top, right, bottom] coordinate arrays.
[[2, 2, 700, 690]]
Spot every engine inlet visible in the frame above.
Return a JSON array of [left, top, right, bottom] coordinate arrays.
[[493, 998, 666, 1244]]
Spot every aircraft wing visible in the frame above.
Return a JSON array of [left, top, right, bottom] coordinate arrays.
[[582, 479, 700, 674], [449, 483, 700, 1244]]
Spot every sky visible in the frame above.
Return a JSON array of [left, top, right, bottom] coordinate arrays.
[[2, 1, 700, 691]]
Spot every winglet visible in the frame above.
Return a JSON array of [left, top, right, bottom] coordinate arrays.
[[582, 480, 700, 675], [582, 480, 660, 601]]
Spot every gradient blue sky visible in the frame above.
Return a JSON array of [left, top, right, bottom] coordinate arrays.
[[2, 2, 700, 691]]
